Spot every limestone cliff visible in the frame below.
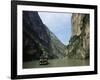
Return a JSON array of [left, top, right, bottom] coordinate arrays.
[[66, 13, 90, 59]]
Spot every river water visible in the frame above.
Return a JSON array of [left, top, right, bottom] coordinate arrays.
[[23, 57, 89, 69]]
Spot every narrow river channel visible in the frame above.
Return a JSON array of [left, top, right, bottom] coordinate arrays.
[[23, 57, 89, 69]]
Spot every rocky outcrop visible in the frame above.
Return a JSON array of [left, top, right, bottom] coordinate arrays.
[[23, 11, 66, 62], [66, 13, 90, 59]]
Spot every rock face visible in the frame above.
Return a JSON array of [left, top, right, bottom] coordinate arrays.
[[66, 13, 90, 59], [23, 11, 65, 62]]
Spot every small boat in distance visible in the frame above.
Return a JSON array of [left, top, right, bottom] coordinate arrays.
[[39, 49, 49, 65]]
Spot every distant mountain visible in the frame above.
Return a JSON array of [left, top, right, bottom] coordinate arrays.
[[45, 25, 66, 59], [23, 11, 66, 62]]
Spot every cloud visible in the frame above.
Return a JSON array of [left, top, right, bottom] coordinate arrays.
[[38, 12, 72, 45]]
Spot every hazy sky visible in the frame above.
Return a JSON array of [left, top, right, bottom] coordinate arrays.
[[38, 12, 72, 45]]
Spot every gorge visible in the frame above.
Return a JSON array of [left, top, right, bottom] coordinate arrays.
[[23, 11, 89, 68]]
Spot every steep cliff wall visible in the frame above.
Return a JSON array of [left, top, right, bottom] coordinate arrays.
[[23, 11, 65, 62], [23, 11, 50, 61], [66, 13, 90, 59]]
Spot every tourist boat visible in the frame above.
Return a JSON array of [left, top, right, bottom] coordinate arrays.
[[39, 50, 48, 65]]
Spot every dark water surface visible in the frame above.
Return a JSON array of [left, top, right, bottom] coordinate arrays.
[[23, 57, 89, 69]]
